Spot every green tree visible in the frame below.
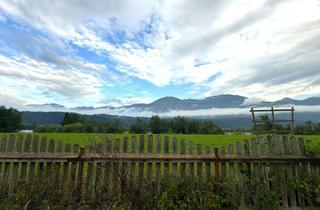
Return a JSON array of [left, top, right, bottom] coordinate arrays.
[[61, 112, 86, 125], [0, 106, 22, 132], [150, 115, 161, 134], [172, 116, 187, 134], [106, 119, 124, 133], [130, 117, 148, 134]]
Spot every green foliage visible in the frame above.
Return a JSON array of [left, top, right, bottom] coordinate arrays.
[[150, 115, 161, 134], [61, 112, 86, 125], [0, 106, 22, 132], [130, 117, 148, 133], [295, 121, 320, 135]]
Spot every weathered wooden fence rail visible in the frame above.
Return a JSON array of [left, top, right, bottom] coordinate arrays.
[[0, 134, 319, 208]]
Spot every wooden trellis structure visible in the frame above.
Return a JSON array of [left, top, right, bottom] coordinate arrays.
[[250, 107, 295, 136]]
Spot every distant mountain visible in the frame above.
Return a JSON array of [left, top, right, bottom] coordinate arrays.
[[21, 94, 320, 113], [26, 103, 66, 110], [124, 94, 248, 112], [21, 111, 320, 129]]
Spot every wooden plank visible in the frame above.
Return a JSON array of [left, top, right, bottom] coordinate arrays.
[[131, 136, 137, 153], [62, 143, 70, 185], [0, 135, 7, 189], [227, 144, 235, 178], [20, 134, 32, 180], [298, 138, 305, 155], [147, 135, 153, 179], [114, 138, 120, 153], [95, 161, 102, 199], [155, 137, 161, 191], [290, 136, 298, 155], [180, 139, 186, 178], [251, 138, 257, 155], [5, 134, 15, 194], [197, 144, 203, 179], [288, 163, 297, 207], [243, 139, 251, 184], [123, 137, 128, 153], [235, 141, 243, 187], [267, 135, 273, 154], [274, 136, 281, 156], [259, 136, 265, 155], [106, 140, 112, 154], [286, 135, 296, 208], [189, 142, 194, 180], [220, 147, 226, 180], [15, 134, 23, 154], [138, 135, 145, 182], [156, 135, 161, 153], [147, 135, 153, 153], [155, 161, 161, 191], [11, 134, 21, 194], [54, 140, 62, 188], [71, 144, 79, 191], [113, 160, 120, 194], [214, 148, 220, 190], [252, 138, 260, 182], [86, 161, 94, 196], [24, 134, 32, 153], [172, 137, 178, 176], [280, 138, 289, 207], [205, 145, 211, 182], [46, 139, 55, 179], [7, 134, 14, 152], [104, 161, 111, 191], [130, 138, 136, 183], [164, 136, 169, 153], [172, 137, 177, 154], [139, 135, 144, 153], [164, 136, 169, 177], [28, 135, 39, 179]]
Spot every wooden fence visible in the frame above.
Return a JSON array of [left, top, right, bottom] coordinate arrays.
[[0, 134, 319, 208]]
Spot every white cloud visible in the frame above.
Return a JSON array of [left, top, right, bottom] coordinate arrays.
[[0, 54, 106, 106], [0, 0, 320, 107]]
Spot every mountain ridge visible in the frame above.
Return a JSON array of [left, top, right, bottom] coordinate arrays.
[[24, 94, 320, 113]]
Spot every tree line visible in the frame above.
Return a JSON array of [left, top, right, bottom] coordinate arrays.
[[36, 113, 224, 134], [2, 106, 320, 135]]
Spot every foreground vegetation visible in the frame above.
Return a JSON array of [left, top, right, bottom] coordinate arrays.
[[0, 176, 294, 210]]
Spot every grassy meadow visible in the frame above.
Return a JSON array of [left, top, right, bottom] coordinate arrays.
[[1, 132, 319, 154]]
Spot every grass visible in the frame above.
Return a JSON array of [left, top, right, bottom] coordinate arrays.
[[0, 132, 319, 154]]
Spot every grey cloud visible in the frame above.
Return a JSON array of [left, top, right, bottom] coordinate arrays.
[[172, 0, 286, 57], [236, 26, 320, 87]]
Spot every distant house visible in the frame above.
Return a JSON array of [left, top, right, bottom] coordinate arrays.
[[18, 130, 34, 133]]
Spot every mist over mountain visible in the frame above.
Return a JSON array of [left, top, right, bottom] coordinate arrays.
[[14, 94, 320, 129], [23, 94, 320, 114]]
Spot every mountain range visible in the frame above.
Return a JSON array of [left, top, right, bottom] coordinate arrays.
[[25, 94, 320, 113], [16, 94, 320, 128]]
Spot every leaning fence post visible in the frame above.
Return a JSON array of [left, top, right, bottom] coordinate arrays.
[[76, 146, 85, 204], [214, 147, 220, 192]]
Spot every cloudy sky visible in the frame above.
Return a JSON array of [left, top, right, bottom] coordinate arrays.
[[0, 0, 320, 108]]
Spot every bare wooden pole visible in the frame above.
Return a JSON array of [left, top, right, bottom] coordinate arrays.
[[76, 146, 85, 204], [214, 147, 220, 192]]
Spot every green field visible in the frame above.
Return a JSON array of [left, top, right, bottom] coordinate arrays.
[[1, 132, 320, 154]]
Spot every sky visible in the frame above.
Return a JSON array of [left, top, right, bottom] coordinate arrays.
[[0, 0, 320, 108]]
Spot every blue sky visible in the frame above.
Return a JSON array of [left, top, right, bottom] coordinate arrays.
[[0, 0, 320, 108]]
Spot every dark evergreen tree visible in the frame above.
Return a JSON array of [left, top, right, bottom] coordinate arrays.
[[61, 112, 86, 125], [0, 106, 22, 132], [150, 115, 161, 134]]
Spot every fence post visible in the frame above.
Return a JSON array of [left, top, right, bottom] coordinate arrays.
[[76, 146, 85, 204], [214, 147, 220, 192]]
